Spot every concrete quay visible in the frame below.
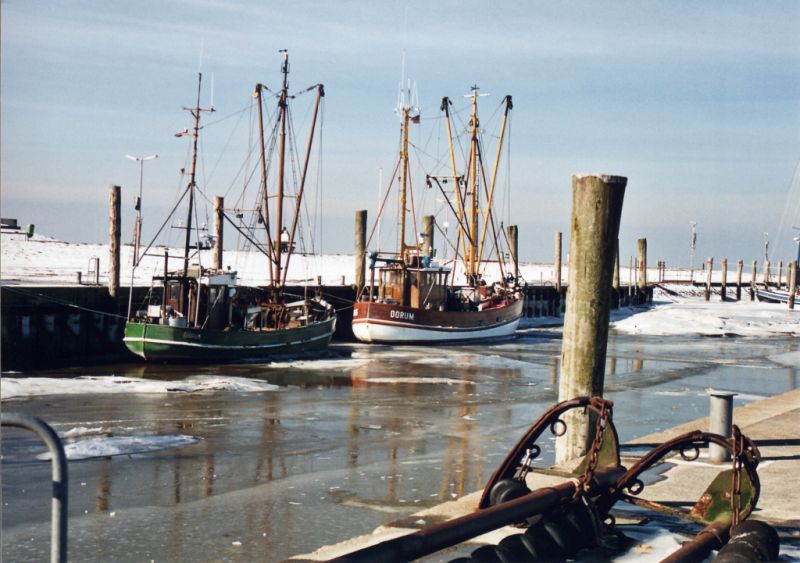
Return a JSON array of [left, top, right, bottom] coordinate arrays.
[[293, 388, 800, 560]]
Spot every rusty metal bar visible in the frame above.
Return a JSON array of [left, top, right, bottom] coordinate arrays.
[[330, 469, 621, 563], [2, 413, 68, 563], [660, 519, 730, 563]]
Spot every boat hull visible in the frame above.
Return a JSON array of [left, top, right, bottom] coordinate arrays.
[[123, 317, 336, 362], [755, 288, 799, 304], [352, 297, 523, 344]]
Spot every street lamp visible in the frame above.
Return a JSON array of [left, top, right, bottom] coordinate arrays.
[[689, 221, 697, 283], [794, 236, 800, 264], [125, 154, 158, 264]]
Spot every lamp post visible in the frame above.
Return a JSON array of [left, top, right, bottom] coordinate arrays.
[[125, 154, 158, 264], [689, 221, 697, 283], [793, 226, 800, 264]]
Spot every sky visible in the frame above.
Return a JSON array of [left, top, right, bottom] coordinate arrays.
[[2, 1, 799, 265]]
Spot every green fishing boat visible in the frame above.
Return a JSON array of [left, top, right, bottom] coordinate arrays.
[[124, 53, 335, 362]]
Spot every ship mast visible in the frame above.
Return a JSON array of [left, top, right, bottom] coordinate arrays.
[[274, 50, 289, 290], [181, 72, 214, 315], [476, 94, 512, 271], [253, 51, 325, 291], [254, 82, 275, 288], [467, 86, 479, 283], [398, 106, 410, 256]]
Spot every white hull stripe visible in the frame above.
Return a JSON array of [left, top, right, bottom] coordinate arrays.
[[351, 315, 521, 333], [353, 318, 520, 343], [123, 331, 331, 350]]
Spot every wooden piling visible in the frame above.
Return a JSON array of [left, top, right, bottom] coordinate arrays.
[[554, 231, 562, 292], [789, 261, 797, 310], [507, 225, 519, 280], [750, 260, 757, 301], [763, 260, 770, 288], [736, 259, 743, 301], [637, 238, 647, 302], [777, 261, 783, 289], [705, 257, 713, 301], [213, 196, 224, 270], [556, 174, 626, 465], [423, 215, 435, 259], [108, 184, 121, 299], [355, 209, 367, 292], [720, 258, 727, 302]]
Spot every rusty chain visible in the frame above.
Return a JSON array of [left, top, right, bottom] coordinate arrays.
[[730, 425, 744, 527], [573, 398, 612, 500]]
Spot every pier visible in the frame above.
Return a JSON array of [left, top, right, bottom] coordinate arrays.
[[292, 388, 800, 561]]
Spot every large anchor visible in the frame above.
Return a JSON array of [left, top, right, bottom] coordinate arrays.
[[331, 396, 771, 563]]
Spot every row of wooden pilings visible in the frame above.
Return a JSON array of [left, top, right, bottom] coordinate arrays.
[[352, 207, 652, 316], [698, 257, 799, 308], [107, 185, 654, 316]]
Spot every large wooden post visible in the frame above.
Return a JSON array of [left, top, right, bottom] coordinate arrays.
[[721, 259, 728, 302], [750, 260, 757, 301], [736, 259, 743, 301], [556, 174, 626, 466], [355, 209, 367, 292], [789, 261, 797, 310], [213, 196, 224, 270], [108, 184, 121, 299], [507, 225, 519, 280], [705, 258, 714, 301], [636, 238, 647, 302], [763, 260, 770, 288], [423, 215, 435, 258], [554, 231, 562, 292]]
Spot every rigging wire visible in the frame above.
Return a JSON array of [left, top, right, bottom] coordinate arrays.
[[771, 155, 800, 261]]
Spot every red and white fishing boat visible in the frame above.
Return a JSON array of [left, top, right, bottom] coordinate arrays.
[[353, 84, 523, 344]]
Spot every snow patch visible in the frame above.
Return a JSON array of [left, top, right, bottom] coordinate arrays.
[[37, 433, 200, 460], [364, 377, 465, 385], [266, 358, 370, 371]]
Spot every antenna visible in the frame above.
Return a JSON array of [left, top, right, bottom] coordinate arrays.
[[464, 84, 490, 98], [397, 50, 407, 113], [279, 49, 289, 76], [198, 39, 205, 73]]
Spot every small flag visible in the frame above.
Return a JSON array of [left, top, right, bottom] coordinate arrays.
[[175, 128, 190, 137], [411, 114, 420, 124]]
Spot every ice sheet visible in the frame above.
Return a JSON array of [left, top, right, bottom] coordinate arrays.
[[1, 375, 278, 400]]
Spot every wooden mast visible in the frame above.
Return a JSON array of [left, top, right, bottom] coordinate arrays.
[[468, 86, 479, 284], [398, 107, 410, 257], [441, 97, 468, 270], [254, 83, 275, 287], [282, 83, 325, 287], [274, 50, 289, 292], [180, 73, 213, 319], [476, 95, 512, 268]]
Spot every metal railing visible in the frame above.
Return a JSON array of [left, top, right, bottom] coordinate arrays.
[[2, 413, 68, 563]]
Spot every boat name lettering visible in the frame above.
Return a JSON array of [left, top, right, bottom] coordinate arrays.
[[183, 332, 202, 339], [390, 310, 415, 321]]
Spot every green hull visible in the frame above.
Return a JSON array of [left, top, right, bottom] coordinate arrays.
[[123, 317, 336, 362]]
